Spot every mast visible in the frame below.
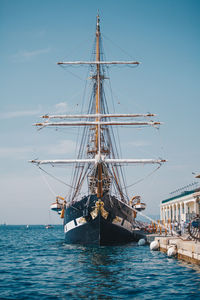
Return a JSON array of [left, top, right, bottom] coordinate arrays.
[[30, 15, 167, 204], [96, 14, 103, 198]]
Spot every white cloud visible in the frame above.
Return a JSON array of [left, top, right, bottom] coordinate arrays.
[[0, 146, 32, 158], [0, 102, 71, 120], [12, 47, 51, 62], [54, 102, 68, 113], [0, 108, 41, 120], [129, 141, 150, 147], [47, 140, 76, 155], [0, 140, 76, 158]]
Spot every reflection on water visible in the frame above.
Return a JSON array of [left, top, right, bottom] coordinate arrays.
[[0, 226, 200, 299], [177, 259, 200, 273], [61, 241, 200, 299], [80, 245, 121, 265]]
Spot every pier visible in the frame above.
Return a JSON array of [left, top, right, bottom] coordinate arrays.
[[146, 234, 200, 265]]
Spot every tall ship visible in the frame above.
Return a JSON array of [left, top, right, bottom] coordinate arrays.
[[30, 15, 166, 245]]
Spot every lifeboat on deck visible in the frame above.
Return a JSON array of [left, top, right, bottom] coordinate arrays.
[[50, 196, 64, 214], [133, 202, 146, 211], [130, 195, 146, 211], [50, 202, 62, 213]]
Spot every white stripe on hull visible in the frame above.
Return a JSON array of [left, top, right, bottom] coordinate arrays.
[[64, 217, 87, 233], [64, 215, 133, 234]]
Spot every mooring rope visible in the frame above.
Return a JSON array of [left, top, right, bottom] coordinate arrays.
[[115, 195, 178, 236]]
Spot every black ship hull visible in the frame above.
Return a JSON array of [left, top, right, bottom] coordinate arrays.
[[65, 213, 133, 245], [63, 194, 145, 245]]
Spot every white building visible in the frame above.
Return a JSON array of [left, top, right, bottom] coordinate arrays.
[[160, 189, 200, 223]]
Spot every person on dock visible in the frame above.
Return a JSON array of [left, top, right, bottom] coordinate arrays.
[[174, 220, 178, 231], [181, 220, 185, 235], [171, 220, 175, 236]]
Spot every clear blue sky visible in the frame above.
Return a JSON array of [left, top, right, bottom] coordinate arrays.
[[0, 0, 200, 224]]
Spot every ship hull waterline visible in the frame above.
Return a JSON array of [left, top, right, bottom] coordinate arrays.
[[64, 213, 145, 246]]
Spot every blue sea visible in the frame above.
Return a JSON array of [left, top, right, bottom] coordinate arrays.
[[0, 225, 199, 299]]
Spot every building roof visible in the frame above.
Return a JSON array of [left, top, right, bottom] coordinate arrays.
[[162, 189, 196, 204]]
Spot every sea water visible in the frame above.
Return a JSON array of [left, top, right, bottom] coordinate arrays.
[[0, 225, 199, 299]]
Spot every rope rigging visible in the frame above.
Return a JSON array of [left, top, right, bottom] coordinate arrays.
[[38, 166, 75, 189], [32, 21, 166, 209], [122, 164, 162, 190]]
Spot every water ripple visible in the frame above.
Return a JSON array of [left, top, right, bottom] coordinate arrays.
[[0, 225, 200, 299]]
